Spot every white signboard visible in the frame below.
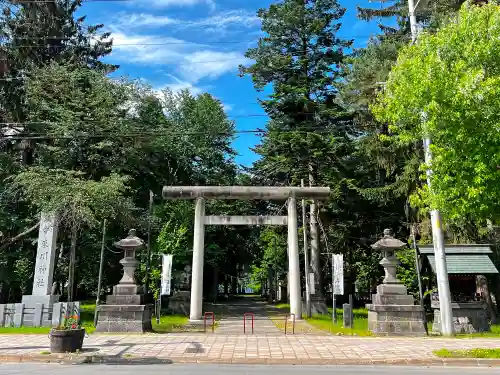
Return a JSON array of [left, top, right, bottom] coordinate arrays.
[[32, 212, 59, 296], [309, 272, 316, 295], [332, 254, 344, 295], [161, 254, 173, 296]]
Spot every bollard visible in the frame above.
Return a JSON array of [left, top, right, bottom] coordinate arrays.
[[204, 312, 215, 333], [243, 312, 254, 334], [284, 313, 296, 335]]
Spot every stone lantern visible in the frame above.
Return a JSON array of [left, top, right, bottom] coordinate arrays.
[[95, 229, 152, 333], [114, 229, 144, 292], [366, 229, 426, 336], [372, 228, 406, 285]]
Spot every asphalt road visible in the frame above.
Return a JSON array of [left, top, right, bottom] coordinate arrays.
[[0, 364, 499, 375]]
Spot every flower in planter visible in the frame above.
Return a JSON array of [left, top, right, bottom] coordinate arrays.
[[57, 316, 81, 330]]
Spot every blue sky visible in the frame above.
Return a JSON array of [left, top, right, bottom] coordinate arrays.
[[80, 0, 386, 167]]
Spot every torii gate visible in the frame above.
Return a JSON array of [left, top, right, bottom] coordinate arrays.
[[162, 186, 331, 321]]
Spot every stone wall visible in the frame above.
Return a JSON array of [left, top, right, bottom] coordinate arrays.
[[432, 302, 489, 334], [367, 305, 426, 336], [96, 305, 152, 333], [0, 302, 80, 328]]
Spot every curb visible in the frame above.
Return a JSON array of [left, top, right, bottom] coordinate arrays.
[[1, 354, 500, 367]]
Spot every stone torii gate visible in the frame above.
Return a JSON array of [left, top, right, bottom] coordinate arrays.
[[162, 186, 331, 321]]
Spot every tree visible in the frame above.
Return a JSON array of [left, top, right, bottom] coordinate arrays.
[[0, 0, 115, 125], [12, 167, 134, 301], [373, 2, 500, 223], [240, 0, 353, 184], [240, 0, 355, 298]]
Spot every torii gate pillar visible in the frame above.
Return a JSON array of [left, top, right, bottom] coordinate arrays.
[[190, 197, 205, 321]]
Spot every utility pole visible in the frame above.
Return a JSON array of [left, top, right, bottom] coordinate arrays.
[[408, 0, 453, 336], [301, 179, 311, 318], [144, 190, 153, 298]]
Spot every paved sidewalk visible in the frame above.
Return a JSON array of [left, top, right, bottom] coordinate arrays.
[[0, 334, 499, 364]]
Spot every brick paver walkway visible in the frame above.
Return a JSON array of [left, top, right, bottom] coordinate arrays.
[[0, 334, 498, 362], [216, 317, 282, 335], [209, 296, 283, 335]]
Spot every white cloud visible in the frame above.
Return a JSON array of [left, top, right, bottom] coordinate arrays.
[[159, 75, 204, 96], [134, 0, 215, 9], [110, 30, 197, 64], [188, 10, 260, 32], [116, 13, 180, 28], [180, 50, 249, 82], [223, 103, 233, 112], [115, 9, 259, 33], [109, 29, 250, 83]]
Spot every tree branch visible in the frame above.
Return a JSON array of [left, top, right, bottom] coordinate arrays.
[[0, 221, 40, 251]]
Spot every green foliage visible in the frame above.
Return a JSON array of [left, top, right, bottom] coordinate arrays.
[[241, 0, 353, 185], [260, 228, 287, 274], [305, 308, 372, 336], [11, 167, 134, 230], [396, 249, 428, 300], [374, 2, 500, 222], [0, 0, 115, 124], [434, 347, 500, 358], [0, 0, 242, 304]]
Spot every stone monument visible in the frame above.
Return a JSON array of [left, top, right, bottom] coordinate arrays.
[[168, 265, 191, 315], [366, 229, 426, 336], [21, 212, 60, 326], [96, 229, 152, 333]]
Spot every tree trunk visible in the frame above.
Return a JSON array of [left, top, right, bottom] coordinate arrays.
[[67, 225, 77, 302], [212, 267, 218, 303], [223, 277, 229, 295], [0, 221, 40, 251], [309, 166, 323, 298], [268, 266, 274, 304], [51, 242, 63, 295], [0, 282, 9, 304], [231, 276, 237, 296]]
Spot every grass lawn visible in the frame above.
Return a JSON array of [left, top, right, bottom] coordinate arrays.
[[454, 324, 500, 338], [305, 307, 372, 336], [274, 303, 290, 310], [152, 315, 189, 333], [0, 301, 188, 334], [434, 348, 500, 358]]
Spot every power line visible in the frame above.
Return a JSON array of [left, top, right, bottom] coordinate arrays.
[[0, 127, 346, 141], [1, 32, 409, 44], [3, 0, 132, 2]]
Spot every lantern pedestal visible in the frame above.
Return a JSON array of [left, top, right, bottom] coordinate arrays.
[[366, 283, 426, 336]]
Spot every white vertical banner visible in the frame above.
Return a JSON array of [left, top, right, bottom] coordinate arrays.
[[161, 254, 173, 296], [332, 254, 344, 295]]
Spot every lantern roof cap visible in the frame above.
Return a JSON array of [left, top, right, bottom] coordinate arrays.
[[114, 229, 145, 250], [371, 229, 406, 250]]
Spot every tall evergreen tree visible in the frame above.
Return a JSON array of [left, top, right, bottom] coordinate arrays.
[[0, 0, 115, 125], [240, 0, 355, 297], [240, 0, 353, 186]]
